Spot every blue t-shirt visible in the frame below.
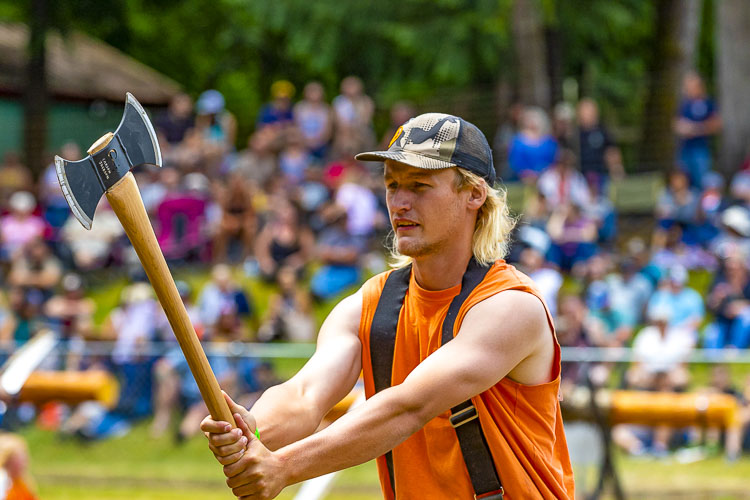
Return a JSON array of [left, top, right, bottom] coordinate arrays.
[[508, 134, 558, 178], [647, 287, 705, 329], [679, 98, 716, 150]]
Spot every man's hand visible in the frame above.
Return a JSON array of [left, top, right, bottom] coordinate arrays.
[[201, 392, 256, 466], [223, 432, 287, 499]]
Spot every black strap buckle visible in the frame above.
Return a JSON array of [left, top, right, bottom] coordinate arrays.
[[450, 404, 478, 428], [475, 487, 504, 499]]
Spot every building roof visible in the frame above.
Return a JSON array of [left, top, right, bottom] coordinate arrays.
[[0, 22, 181, 105]]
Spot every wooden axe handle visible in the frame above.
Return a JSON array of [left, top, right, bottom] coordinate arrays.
[[106, 172, 236, 428]]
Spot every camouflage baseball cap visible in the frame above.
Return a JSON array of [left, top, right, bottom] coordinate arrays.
[[355, 113, 496, 185]]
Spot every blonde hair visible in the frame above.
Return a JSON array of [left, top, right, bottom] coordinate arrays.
[[389, 168, 516, 268]]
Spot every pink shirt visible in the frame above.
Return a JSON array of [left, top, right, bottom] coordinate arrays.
[[1, 215, 45, 254]]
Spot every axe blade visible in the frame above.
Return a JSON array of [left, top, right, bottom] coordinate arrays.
[[55, 93, 162, 230]]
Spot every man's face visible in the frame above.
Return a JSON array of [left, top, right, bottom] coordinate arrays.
[[384, 160, 473, 259]]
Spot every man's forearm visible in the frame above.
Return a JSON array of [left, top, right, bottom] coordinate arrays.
[[276, 385, 427, 486], [250, 382, 326, 451]]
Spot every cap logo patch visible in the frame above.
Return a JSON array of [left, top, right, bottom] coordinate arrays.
[[388, 126, 403, 149]]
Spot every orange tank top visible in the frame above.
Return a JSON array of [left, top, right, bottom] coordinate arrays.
[[359, 260, 575, 500]]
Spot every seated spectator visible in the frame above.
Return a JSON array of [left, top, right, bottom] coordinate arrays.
[[310, 204, 365, 301], [556, 294, 593, 394], [194, 89, 236, 172], [334, 165, 383, 239], [156, 172, 210, 261], [604, 256, 654, 329], [674, 71, 720, 188], [155, 93, 195, 145], [3, 287, 42, 347], [294, 81, 333, 160], [7, 239, 61, 301], [0, 192, 45, 262], [624, 307, 695, 456], [647, 265, 704, 338], [537, 149, 591, 209], [704, 252, 750, 349], [516, 238, 562, 318], [278, 128, 313, 186], [653, 169, 700, 249], [686, 171, 726, 246], [43, 273, 96, 343], [197, 264, 254, 332], [258, 80, 295, 129], [332, 76, 375, 156], [508, 106, 558, 181], [59, 198, 124, 270], [0, 153, 33, 207], [254, 200, 314, 281], [212, 176, 257, 263], [546, 201, 598, 274], [231, 127, 278, 188], [577, 98, 624, 191], [584, 281, 631, 349], [711, 205, 750, 260], [257, 266, 315, 342], [39, 143, 78, 237], [651, 224, 717, 273]]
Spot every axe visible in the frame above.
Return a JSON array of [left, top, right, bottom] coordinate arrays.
[[55, 93, 235, 428]]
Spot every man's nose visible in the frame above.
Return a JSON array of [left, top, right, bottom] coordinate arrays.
[[389, 188, 413, 212]]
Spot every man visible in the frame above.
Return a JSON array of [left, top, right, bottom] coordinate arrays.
[[201, 113, 575, 499], [577, 98, 624, 192]]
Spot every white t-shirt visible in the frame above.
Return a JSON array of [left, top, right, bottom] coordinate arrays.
[[632, 325, 695, 373]]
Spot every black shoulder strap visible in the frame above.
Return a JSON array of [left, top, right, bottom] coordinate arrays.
[[370, 264, 412, 495], [370, 259, 504, 499], [441, 260, 504, 499]]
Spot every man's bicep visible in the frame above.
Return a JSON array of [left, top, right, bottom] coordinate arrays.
[[292, 290, 364, 416], [395, 291, 549, 421]]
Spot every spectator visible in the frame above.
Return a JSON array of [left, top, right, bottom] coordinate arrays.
[[332, 76, 375, 156], [257, 80, 295, 129], [278, 128, 313, 186], [577, 98, 624, 191], [334, 165, 383, 239], [253, 200, 314, 281], [379, 101, 416, 150], [59, 198, 124, 270], [212, 175, 257, 263], [546, 201, 598, 274], [43, 273, 95, 343], [39, 143, 78, 237], [674, 71, 721, 188], [711, 205, 750, 260], [194, 89, 236, 172], [493, 102, 523, 179], [232, 127, 278, 188], [156, 172, 211, 261], [294, 81, 333, 159], [0, 153, 33, 207], [103, 283, 158, 366], [653, 169, 699, 248], [4, 287, 42, 347], [647, 265, 704, 336], [0, 192, 46, 262], [537, 148, 591, 209], [508, 106, 558, 181], [197, 264, 254, 331], [155, 93, 195, 145], [704, 253, 750, 349], [310, 204, 364, 301], [257, 266, 315, 342], [625, 307, 695, 456], [552, 101, 576, 149], [556, 294, 593, 394], [517, 241, 562, 318], [7, 238, 62, 301]]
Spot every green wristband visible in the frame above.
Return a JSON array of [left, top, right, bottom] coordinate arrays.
[[254, 428, 260, 440]]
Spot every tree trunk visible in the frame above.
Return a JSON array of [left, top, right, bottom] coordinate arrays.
[[24, 0, 48, 178], [511, 0, 550, 109], [677, 0, 703, 79], [640, 0, 692, 171], [716, 0, 750, 175]]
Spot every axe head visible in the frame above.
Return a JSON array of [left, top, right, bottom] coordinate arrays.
[[55, 93, 162, 229]]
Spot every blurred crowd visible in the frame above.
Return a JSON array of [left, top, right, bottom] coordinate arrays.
[[0, 72, 749, 457]]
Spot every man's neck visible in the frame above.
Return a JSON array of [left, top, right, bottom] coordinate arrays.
[[411, 250, 474, 291]]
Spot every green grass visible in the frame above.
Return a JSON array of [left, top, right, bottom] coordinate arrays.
[[19, 422, 750, 500]]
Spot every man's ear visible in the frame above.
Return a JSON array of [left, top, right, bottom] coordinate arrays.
[[466, 182, 487, 210]]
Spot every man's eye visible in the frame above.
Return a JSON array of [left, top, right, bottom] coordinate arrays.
[[414, 182, 429, 189], [386, 183, 398, 190]]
